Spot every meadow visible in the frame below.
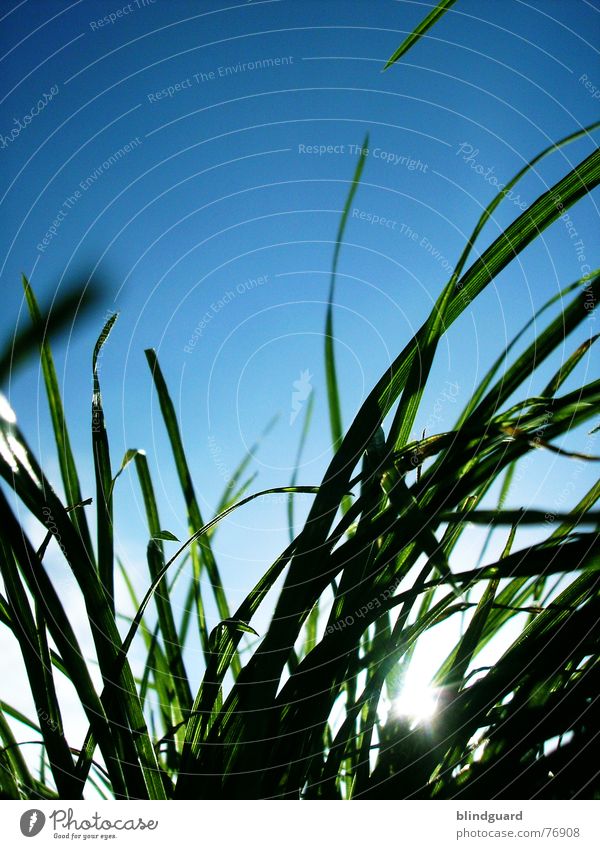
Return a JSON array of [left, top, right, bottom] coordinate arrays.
[[0, 1, 599, 800]]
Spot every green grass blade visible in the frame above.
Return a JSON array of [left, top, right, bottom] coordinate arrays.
[[439, 520, 518, 689], [0, 704, 36, 798], [465, 274, 599, 424], [21, 276, 94, 565], [0, 534, 81, 797], [450, 122, 600, 283], [134, 452, 193, 714], [0, 283, 97, 385], [144, 348, 238, 672], [177, 536, 300, 794], [0, 400, 166, 798], [325, 135, 368, 454], [92, 313, 118, 611], [383, 0, 456, 70], [388, 272, 455, 451], [116, 560, 172, 719], [456, 271, 598, 428], [542, 333, 599, 397]]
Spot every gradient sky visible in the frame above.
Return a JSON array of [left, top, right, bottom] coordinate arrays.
[[1, 0, 599, 739]]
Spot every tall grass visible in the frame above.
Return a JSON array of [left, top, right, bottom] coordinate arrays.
[[1, 3, 599, 799]]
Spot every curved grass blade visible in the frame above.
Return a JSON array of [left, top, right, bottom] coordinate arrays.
[[312, 147, 600, 589], [109, 448, 143, 498], [326, 135, 369, 455], [120, 485, 319, 667], [389, 270, 455, 451]]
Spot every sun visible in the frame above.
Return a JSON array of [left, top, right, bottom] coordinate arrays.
[[392, 683, 440, 726]]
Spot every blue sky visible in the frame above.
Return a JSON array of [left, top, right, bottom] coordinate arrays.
[[1, 0, 599, 678]]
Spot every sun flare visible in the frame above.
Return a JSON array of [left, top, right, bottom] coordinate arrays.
[[393, 684, 439, 725]]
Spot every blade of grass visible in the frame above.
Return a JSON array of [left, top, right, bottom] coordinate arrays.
[[465, 275, 599, 426], [0, 535, 81, 797], [0, 704, 35, 798], [383, 0, 456, 70], [0, 399, 166, 798], [456, 272, 599, 429], [325, 135, 369, 455], [542, 333, 599, 397], [22, 276, 94, 565], [134, 452, 193, 714], [92, 313, 118, 611], [0, 282, 97, 385], [144, 348, 238, 674]]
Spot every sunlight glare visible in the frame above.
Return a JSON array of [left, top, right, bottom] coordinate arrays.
[[393, 683, 439, 725]]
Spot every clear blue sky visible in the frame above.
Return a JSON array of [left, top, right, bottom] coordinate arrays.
[[1, 0, 598, 621]]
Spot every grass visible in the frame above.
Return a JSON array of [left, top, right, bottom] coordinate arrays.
[[1, 2, 599, 799]]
